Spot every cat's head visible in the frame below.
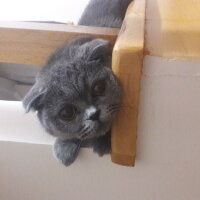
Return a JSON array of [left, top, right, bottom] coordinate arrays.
[[23, 37, 120, 140]]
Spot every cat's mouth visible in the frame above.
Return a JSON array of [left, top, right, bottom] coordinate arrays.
[[79, 121, 110, 140]]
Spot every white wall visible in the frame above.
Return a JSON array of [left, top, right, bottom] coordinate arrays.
[[0, 0, 90, 23], [1, 56, 200, 199]]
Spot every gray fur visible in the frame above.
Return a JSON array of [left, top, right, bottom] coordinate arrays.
[[53, 139, 81, 166], [23, 0, 132, 166], [79, 0, 132, 28]]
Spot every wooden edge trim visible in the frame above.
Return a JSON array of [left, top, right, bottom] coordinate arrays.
[[112, 153, 135, 166], [111, 0, 146, 167]]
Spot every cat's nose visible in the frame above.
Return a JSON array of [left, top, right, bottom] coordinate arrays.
[[89, 110, 100, 121]]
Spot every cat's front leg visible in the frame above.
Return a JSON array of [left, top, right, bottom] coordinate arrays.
[[93, 131, 111, 156], [53, 138, 81, 166]]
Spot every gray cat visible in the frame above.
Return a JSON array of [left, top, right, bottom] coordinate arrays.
[[23, 0, 132, 166]]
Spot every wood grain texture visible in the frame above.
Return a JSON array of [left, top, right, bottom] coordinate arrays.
[[111, 0, 146, 166], [0, 21, 119, 66], [145, 0, 200, 58]]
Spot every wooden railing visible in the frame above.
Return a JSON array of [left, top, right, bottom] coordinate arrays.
[[0, 21, 118, 66]]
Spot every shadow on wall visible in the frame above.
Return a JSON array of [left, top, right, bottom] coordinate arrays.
[[0, 63, 39, 101]]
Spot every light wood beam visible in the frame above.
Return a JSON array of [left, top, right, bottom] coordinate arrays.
[[0, 21, 119, 66]]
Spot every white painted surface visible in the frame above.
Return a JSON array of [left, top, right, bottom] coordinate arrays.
[[0, 0, 90, 23], [0, 63, 39, 100], [0, 101, 54, 144], [1, 56, 200, 200]]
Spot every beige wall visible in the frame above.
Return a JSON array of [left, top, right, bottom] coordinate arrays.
[[0, 56, 200, 200]]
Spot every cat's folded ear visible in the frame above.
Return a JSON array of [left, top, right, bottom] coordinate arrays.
[[23, 82, 47, 113], [81, 39, 110, 63]]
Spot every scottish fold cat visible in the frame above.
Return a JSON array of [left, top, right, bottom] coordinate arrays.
[[23, 0, 132, 166]]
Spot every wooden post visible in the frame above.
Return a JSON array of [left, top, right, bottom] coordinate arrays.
[[111, 0, 146, 166]]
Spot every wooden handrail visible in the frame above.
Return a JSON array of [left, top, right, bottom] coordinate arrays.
[[0, 21, 119, 66]]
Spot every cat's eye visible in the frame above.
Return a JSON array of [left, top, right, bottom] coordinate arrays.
[[59, 105, 77, 120], [92, 80, 106, 97]]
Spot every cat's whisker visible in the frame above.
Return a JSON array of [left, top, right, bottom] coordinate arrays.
[[107, 106, 119, 112], [106, 108, 118, 115], [80, 126, 90, 134], [80, 132, 89, 139], [80, 127, 94, 139], [114, 103, 135, 111], [106, 108, 118, 113], [107, 104, 120, 109], [106, 104, 120, 111], [78, 125, 86, 133]]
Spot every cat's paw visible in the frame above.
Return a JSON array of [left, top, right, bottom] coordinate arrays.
[[53, 139, 81, 166], [93, 133, 111, 156]]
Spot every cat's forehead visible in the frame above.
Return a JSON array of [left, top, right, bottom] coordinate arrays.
[[51, 63, 109, 85], [47, 70, 108, 104]]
